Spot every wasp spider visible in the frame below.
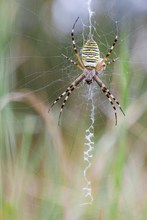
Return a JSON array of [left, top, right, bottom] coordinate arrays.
[[49, 17, 125, 125]]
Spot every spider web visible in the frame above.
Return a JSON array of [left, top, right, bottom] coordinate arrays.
[[0, 1, 115, 209], [5, 0, 121, 115], [1, 0, 147, 215], [2, 1, 146, 121]]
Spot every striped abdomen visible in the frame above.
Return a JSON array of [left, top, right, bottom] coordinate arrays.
[[82, 39, 100, 68]]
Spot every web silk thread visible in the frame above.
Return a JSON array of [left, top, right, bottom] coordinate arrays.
[[81, 85, 95, 205]]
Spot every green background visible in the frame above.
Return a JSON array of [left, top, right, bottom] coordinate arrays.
[[0, 0, 147, 219]]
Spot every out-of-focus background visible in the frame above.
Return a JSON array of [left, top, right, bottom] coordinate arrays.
[[0, 0, 147, 219]]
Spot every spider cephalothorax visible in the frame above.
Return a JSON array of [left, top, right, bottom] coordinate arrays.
[[49, 17, 125, 125]]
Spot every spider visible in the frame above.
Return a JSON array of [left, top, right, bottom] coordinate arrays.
[[49, 17, 125, 125]]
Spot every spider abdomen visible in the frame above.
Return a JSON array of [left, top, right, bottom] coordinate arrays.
[[82, 39, 100, 68]]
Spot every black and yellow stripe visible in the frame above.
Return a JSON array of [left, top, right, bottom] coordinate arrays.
[[82, 39, 100, 68]]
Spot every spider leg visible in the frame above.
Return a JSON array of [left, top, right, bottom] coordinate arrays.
[[58, 90, 72, 125], [48, 90, 67, 113], [62, 54, 84, 71], [49, 73, 85, 117], [106, 58, 118, 66], [71, 17, 84, 68], [101, 35, 118, 63], [58, 73, 85, 124], [93, 75, 125, 125]]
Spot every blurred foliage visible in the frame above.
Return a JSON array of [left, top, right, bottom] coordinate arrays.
[[0, 0, 147, 220]]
